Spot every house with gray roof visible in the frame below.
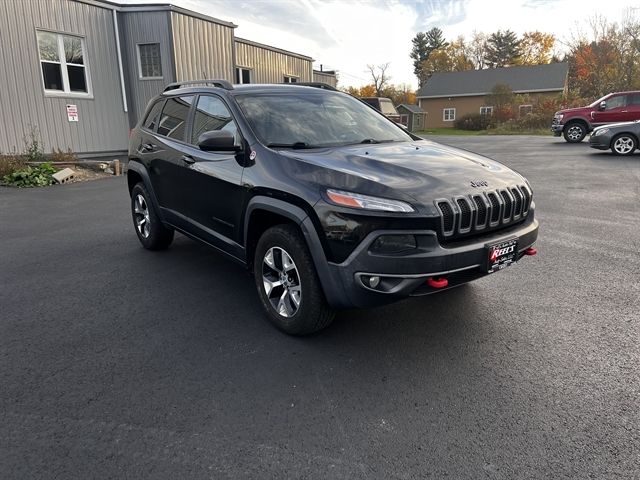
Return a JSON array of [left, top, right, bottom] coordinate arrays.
[[416, 63, 569, 128]]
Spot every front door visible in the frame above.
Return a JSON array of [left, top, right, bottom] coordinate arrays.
[[591, 94, 628, 125]]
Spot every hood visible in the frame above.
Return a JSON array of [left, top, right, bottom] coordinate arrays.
[[556, 106, 591, 115], [278, 140, 526, 208]]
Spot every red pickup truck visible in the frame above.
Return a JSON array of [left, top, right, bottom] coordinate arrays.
[[552, 91, 640, 143]]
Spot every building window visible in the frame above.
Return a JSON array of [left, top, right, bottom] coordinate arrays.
[[235, 67, 251, 84], [480, 106, 493, 116], [137, 43, 162, 79], [37, 30, 89, 95], [283, 76, 298, 83], [519, 104, 533, 116], [443, 108, 455, 121]]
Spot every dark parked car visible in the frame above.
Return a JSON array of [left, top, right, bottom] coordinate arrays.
[[127, 80, 539, 335], [552, 91, 640, 143], [589, 120, 639, 155]]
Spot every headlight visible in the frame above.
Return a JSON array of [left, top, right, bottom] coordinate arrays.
[[326, 189, 415, 212], [554, 113, 563, 122], [593, 128, 609, 136]]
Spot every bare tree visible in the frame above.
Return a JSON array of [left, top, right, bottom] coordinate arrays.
[[367, 63, 391, 97]]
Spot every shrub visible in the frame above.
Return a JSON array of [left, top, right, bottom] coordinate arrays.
[[515, 112, 548, 130], [454, 113, 493, 131], [23, 125, 45, 163], [0, 152, 26, 178], [2, 162, 57, 187], [50, 147, 79, 163]]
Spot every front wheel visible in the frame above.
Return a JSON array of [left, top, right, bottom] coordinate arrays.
[[254, 224, 335, 335], [563, 122, 587, 143], [610, 134, 637, 156]]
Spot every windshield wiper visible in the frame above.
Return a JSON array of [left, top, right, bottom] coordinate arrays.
[[267, 142, 320, 149]]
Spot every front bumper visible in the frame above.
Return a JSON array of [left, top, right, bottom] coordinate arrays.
[[551, 123, 564, 136], [588, 135, 611, 150], [321, 213, 539, 309]]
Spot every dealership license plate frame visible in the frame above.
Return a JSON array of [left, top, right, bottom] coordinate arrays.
[[485, 237, 518, 273]]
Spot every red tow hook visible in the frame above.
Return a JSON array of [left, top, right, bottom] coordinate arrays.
[[427, 277, 449, 289], [524, 246, 538, 256]]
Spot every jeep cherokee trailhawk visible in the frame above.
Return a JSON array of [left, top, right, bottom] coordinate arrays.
[[127, 80, 539, 335]]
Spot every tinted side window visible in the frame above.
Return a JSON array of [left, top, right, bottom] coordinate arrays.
[[143, 100, 164, 132], [191, 95, 238, 145], [605, 95, 626, 110], [157, 96, 193, 140], [628, 94, 640, 106]]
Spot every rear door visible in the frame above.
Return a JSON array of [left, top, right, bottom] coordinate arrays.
[[145, 95, 196, 220], [625, 93, 640, 121]]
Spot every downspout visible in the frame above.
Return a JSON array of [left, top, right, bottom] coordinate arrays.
[[112, 9, 128, 113]]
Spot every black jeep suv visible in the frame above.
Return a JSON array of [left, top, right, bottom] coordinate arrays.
[[127, 80, 539, 335]]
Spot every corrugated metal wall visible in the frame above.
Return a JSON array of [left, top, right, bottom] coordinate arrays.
[[235, 40, 313, 83], [171, 12, 234, 83], [119, 10, 174, 126], [0, 0, 128, 154], [312, 71, 337, 87]]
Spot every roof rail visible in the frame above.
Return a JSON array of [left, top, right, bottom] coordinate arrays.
[[287, 82, 338, 91], [163, 79, 234, 92]]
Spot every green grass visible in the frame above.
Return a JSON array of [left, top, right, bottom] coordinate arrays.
[[416, 127, 550, 136]]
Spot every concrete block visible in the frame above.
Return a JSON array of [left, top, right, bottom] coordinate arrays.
[[52, 167, 75, 184]]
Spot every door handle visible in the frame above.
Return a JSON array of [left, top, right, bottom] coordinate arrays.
[[621, 110, 628, 113], [181, 154, 195, 164]]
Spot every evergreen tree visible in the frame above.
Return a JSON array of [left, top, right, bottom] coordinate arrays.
[[411, 28, 447, 86], [485, 30, 522, 68]]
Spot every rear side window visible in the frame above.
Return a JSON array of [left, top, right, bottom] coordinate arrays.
[[157, 96, 193, 140], [142, 100, 164, 132], [629, 94, 640, 106], [191, 95, 238, 145]]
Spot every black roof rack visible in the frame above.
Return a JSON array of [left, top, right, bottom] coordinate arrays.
[[163, 79, 234, 92], [286, 82, 338, 91]]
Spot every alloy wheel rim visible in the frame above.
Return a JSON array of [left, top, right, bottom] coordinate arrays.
[[567, 125, 582, 140], [614, 137, 633, 154], [262, 246, 302, 317], [133, 194, 151, 238]]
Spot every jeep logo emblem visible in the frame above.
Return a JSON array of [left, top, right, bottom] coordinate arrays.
[[470, 180, 488, 188]]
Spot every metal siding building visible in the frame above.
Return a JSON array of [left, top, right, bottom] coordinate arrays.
[[235, 38, 313, 84], [0, 0, 335, 156], [312, 70, 337, 88], [0, 0, 128, 155]]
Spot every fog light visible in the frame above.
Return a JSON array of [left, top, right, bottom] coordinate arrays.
[[369, 276, 380, 288], [370, 234, 417, 254]]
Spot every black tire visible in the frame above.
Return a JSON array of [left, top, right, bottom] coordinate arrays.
[[253, 224, 335, 335], [610, 134, 637, 156], [130, 182, 174, 250], [563, 122, 587, 143]]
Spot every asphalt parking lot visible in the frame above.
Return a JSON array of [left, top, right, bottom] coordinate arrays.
[[1, 136, 639, 479]]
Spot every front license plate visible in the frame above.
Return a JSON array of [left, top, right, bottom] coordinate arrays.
[[486, 238, 518, 273]]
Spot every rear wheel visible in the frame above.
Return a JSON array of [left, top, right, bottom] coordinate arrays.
[[131, 182, 174, 250], [254, 224, 335, 335], [610, 134, 637, 156], [563, 122, 587, 143]]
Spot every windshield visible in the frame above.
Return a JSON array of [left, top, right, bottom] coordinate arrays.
[[235, 92, 412, 148], [379, 99, 398, 115]]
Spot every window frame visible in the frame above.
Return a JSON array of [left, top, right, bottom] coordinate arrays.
[[519, 104, 533, 116], [480, 106, 493, 116], [36, 29, 92, 99], [155, 95, 195, 144], [136, 43, 163, 80], [443, 108, 456, 122], [283, 75, 299, 83], [189, 93, 242, 150], [235, 67, 252, 84]]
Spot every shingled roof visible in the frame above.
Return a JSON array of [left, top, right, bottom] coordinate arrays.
[[397, 104, 425, 113], [416, 63, 568, 98]]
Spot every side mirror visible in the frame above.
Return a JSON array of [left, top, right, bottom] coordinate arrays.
[[599, 101, 606, 111], [198, 130, 240, 152]]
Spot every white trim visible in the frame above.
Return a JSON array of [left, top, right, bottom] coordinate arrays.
[[283, 75, 299, 83], [37, 29, 92, 98], [136, 43, 163, 80], [443, 108, 456, 122], [112, 9, 128, 112], [519, 104, 533, 115], [235, 66, 252, 84]]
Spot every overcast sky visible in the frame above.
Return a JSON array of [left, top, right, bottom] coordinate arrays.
[[123, 0, 639, 89]]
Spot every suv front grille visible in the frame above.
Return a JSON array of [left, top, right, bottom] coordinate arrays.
[[435, 185, 532, 240]]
